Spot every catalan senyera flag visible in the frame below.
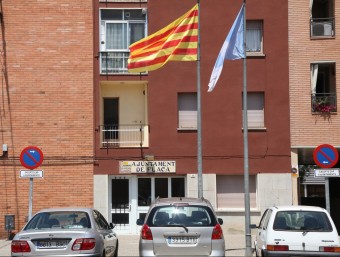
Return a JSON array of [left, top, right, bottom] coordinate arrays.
[[128, 4, 198, 73]]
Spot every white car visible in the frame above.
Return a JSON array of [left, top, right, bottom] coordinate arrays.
[[254, 205, 340, 257]]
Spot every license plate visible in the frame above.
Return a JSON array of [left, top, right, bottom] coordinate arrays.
[[37, 240, 68, 249], [168, 236, 198, 244]]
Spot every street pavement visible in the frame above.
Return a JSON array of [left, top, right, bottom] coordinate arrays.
[[0, 233, 254, 256]]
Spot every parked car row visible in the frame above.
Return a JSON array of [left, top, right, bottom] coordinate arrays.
[[10, 199, 340, 257]]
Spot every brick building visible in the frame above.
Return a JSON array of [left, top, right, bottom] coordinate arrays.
[[0, 0, 294, 238], [94, 0, 292, 235], [289, 0, 340, 230], [0, 0, 93, 238]]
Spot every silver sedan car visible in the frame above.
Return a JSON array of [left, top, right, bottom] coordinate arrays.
[[11, 207, 118, 257]]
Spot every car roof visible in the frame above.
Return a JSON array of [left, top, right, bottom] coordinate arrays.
[[36, 207, 95, 213], [152, 197, 213, 207], [271, 205, 327, 212]]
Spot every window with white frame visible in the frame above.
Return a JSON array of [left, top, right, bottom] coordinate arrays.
[[100, 9, 147, 74], [246, 20, 263, 54], [178, 93, 197, 130], [243, 92, 265, 129], [216, 175, 257, 209]]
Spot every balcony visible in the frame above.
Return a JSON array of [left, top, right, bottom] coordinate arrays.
[[310, 18, 335, 37], [311, 93, 337, 113], [100, 52, 129, 74], [100, 124, 149, 148]]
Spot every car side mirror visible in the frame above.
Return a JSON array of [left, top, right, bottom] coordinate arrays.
[[109, 222, 115, 229], [250, 224, 258, 229], [218, 218, 223, 225], [136, 218, 144, 226]]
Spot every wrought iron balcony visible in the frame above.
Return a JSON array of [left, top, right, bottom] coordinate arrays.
[[100, 124, 149, 148], [311, 93, 337, 113], [100, 51, 129, 74]]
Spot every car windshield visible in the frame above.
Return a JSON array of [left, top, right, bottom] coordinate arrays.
[[146, 205, 217, 227], [24, 211, 91, 230], [273, 210, 333, 232]]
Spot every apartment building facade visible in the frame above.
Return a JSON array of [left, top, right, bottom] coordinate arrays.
[[0, 0, 94, 238], [94, 0, 292, 234], [289, 0, 340, 230]]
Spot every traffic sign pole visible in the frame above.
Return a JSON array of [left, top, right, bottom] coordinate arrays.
[[313, 144, 339, 214], [29, 178, 33, 220], [20, 146, 44, 221]]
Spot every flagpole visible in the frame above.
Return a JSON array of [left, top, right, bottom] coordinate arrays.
[[242, 0, 252, 256], [197, 0, 203, 198]]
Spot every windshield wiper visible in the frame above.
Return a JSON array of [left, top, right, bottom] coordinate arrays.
[[165, 224, 188, 232]]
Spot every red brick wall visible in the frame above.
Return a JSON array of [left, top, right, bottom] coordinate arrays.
[[0, 0, 93, 238], [289, 1, 340, 146]]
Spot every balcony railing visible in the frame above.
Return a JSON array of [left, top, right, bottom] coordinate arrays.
[[100, 52, 129, 74], [311, 93, 337, 113], [310, 18, 335, 37], [100, 124, 149, 148]]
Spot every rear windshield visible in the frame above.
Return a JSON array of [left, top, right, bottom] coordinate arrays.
[[273, 210, 333, 232], [146, 205, 217, 227], [25, 211, 91, 230]]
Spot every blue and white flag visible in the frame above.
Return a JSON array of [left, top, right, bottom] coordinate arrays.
[[208, 5, 245, 92]]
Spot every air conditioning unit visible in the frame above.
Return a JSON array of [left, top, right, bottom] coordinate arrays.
[[312, 22, 333, 36]]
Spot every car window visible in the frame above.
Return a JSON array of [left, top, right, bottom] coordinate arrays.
[[94, 210, 110, 229], [259, 209, 269, 228], [273, 211, 333, 232], [263, 209, 272, 230], [146, 205, 217, 227], [24, 211, 91, 230]]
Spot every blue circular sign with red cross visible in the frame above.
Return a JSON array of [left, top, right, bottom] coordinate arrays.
[[313, 144, 339, 168], [20, 146, 44, 170]]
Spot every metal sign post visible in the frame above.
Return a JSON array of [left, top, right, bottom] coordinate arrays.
[[20, 146, 44, 221], [313, 144, 339, 214]]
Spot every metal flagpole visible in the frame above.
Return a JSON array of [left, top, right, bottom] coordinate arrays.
[[242, 0, 252, 256], [197, 0, 203, 198]]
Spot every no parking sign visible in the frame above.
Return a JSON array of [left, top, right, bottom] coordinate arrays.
[[313, 144, 339, 168], [20, 146, 44, 170]]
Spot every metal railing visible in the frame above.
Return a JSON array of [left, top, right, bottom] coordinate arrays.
[[310, 17, 335, 37], [100, 124, 149, 148], [100, 52, 129, 74], [311, 93, 337, 113]]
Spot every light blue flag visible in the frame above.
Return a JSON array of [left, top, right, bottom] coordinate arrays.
[[208, 5, 245, 92]]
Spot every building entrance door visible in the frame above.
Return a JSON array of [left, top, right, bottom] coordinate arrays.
[[110, 177, 132, 234]]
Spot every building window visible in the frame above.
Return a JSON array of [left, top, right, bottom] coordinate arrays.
[[243, 92, 265, 129], [137, 177, 185, 206], [246, 20, 263, 54], [216, 175, 257, 209], [100, 9, 147, 74], [311, 63, 337, 113], [310, 0, 334, 37], [178, 93, 197, 130]]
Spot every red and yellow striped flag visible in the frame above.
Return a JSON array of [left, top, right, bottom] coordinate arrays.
[[128, 4, 198, 73]]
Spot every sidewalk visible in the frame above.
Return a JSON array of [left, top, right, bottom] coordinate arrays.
[[0, 233, 254, 256]]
